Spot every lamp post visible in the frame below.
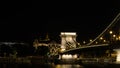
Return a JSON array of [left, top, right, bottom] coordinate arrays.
[[99, 37, 103, 44], [109, 31, 113, 44], [83, 41, 86, 45], [113, 34, 116, 42], [109, 31, 113, 34]]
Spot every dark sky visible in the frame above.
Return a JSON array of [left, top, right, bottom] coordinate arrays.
[[0, 1, 120, 43]]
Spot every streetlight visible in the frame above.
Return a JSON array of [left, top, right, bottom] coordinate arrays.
[[100, 37, 103, 40], [119, 36, 120, 40], [103, 40, 106, 43], [83, 41, 86, 44], [113, 34, 116, 38], [90, 39, 92, 42], [113, 34, 116, 41], [109, 31, 113, 44], [95, 41, 98, 44], [109, 31, 113, 34]]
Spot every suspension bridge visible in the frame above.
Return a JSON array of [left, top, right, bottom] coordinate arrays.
[[57, 12, 120, 54], [47, 12, 120, 65]]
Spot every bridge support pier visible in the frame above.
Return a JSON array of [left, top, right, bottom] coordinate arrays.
[[60, 32, 77, 51]]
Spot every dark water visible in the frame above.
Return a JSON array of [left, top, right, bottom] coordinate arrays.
[[0, 64, 83, 68], [0, 63, 119, 68]]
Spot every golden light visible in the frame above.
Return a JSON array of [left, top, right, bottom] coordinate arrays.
[[113, 35, 116, 37], [119, 36, 120, 40], [55, 65, 61, 68], [77, 43, 80, 45], [73, 54, 78, 59], [103, 40, 106, 42], [60, 48, 66, 52], [116, 38, 119, 40], [114, 49, 120, 63], [100, 37, 103, 40], [61, 54, 78, 59], [61, 32, 76, 35], [109, 31, 113, 34], [61, 54, 73, 59], [83, 41, 86, 44], [95, 41, 98, 44], [90, 39, 92, 42], [116, 53, 120, 62]]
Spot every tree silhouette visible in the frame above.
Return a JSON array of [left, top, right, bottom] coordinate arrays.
[[35, 46, 49, 56]]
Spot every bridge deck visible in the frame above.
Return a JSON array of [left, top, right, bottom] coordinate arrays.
[[60, 44, 109, 54]]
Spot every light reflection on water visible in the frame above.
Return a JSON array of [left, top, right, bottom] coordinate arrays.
[[0, 64, 84, 68], [54, 64, 83, 68], [1, 63, 117, 68]]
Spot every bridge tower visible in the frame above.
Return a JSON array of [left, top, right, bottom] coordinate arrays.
[[60, 32, 77, 52]]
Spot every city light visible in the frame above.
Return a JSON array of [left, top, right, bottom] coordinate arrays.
[[61, 54, 77, 59], [83, 41, 86, 44], [114, 49, 120, 63], [95, 41, 98, 44], [109, 31, 113, 34], [119, 36, 120, 40], [60, 48, 66, 52], [62, 54, 72, 59], [73, 54, 78, 59], [103, 40, 106, 42], [61, 32, 76, 35], [100, 37, 103, 40], [89, 39, 92, 42], [113, 34, 116, 38]]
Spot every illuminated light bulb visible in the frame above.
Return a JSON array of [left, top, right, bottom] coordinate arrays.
[[95, 42, 98, 44], [61, 32, 76, 35], [83, 41, 86, 44], [90, 39, 92, 42], [100, 37, 103, 40], [103, 40, 106, 42], [113, 35, 116, 37], [119, 36, 120, 40], [109, 31, 113, 34]]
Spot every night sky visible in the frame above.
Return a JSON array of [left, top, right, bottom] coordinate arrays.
[[0, 1, 120, 43]]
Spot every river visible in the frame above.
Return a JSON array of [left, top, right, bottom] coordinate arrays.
[[0, 63, 118, 68]]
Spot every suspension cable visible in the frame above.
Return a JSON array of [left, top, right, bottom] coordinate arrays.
[[86, 12, 120, 45]]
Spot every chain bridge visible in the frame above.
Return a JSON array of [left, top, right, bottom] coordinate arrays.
[[50, 12, 120, 63]]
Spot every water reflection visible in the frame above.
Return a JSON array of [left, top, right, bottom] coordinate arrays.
[[1, 63, 118, 68], [0, 64, 83, 68], [55, 64, 83, 68]]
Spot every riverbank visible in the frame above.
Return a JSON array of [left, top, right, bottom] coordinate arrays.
[[0, 56, 50, 64]]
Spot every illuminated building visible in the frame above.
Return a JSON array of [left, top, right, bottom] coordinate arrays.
[[60, 32, 77, 51]]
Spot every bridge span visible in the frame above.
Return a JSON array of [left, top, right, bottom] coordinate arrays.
[[60, 44, 109, 54], [53, 43, 120, 64]]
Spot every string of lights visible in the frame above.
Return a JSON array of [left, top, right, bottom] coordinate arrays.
[[86, 12, 120, 45]]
